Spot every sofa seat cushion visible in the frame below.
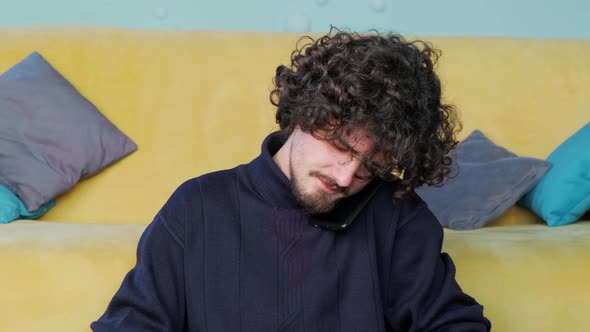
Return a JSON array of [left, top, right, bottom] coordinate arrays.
[[1, 220, 589, 331], [0, 220, 145, 331], [443, 221, 590, 331]]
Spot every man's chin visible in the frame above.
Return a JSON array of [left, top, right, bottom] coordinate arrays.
[[291, 178, 343, 214], [297, 193, 341, 214]]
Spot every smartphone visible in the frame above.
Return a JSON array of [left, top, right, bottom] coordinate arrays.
[[309, 179, 384, 231]]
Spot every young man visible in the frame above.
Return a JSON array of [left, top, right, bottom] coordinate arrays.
[[92, 29, 491, 331]]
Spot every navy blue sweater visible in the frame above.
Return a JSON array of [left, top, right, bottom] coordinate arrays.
[[91, 133, 491, 331]]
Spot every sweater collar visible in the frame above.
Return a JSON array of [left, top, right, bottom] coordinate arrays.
[[244, 131, 385, 230], [245, 131, 301, 210]]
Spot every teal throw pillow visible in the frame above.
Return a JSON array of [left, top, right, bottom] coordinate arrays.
[[0, 184, 56, 224], [519, 122, 590, 226]]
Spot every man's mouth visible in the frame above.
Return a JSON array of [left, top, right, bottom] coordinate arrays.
[[318, 177, 340, 194]]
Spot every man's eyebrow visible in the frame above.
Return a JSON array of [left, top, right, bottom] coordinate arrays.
[[334, 138, 360, 155]]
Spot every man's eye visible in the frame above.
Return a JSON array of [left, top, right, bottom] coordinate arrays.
[[354, 168, 373, 181], [332, 143, 349, 153], [354, 174, 370, 181]]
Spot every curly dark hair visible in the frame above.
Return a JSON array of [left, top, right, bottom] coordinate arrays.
[[270, 27, 462, 200]]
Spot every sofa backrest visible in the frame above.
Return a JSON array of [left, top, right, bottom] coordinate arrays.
[[0, 27, 588, 224]]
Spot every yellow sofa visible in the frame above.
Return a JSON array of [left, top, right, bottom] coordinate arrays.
[[0, 26, 589, 332]]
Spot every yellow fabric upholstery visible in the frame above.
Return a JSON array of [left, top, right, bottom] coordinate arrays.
[[0, 220, 144, 331], [0, 26, 589, 331], [444, 222, 590, 332]]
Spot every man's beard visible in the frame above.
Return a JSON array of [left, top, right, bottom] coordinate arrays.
[[290, 167, 345, 214]]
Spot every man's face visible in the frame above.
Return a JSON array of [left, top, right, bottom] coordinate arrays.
[[280, 127, 378, 214]]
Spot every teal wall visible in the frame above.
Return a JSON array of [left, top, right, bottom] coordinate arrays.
[[1, 0, 588, 39]]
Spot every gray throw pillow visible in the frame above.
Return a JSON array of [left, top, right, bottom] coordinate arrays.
[[0, 52, 137, 211], [415, 130, 551, 230]]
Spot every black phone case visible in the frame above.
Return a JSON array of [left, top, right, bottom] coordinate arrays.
[[309, 180, 384, 231]]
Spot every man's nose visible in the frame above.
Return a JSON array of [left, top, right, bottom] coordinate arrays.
[[331, 159, 362, 188]]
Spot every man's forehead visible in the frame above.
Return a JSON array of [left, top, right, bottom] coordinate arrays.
[[340, 132, 373, 153], [332, 129, 384, 161]]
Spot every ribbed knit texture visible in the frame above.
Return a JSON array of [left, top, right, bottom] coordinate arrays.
[[276, 209, 304, 332], [248, 133, 305, 331], [92, 131, 491, 332]]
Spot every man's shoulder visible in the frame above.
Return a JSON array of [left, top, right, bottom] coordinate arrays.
[[171, 168, 239, 201], [372, 180, 424, 207], [197, 168, 239, 189], [369, 180, 427, 225], [157, 167, 240, 223], [156, 167, 240, 245]]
